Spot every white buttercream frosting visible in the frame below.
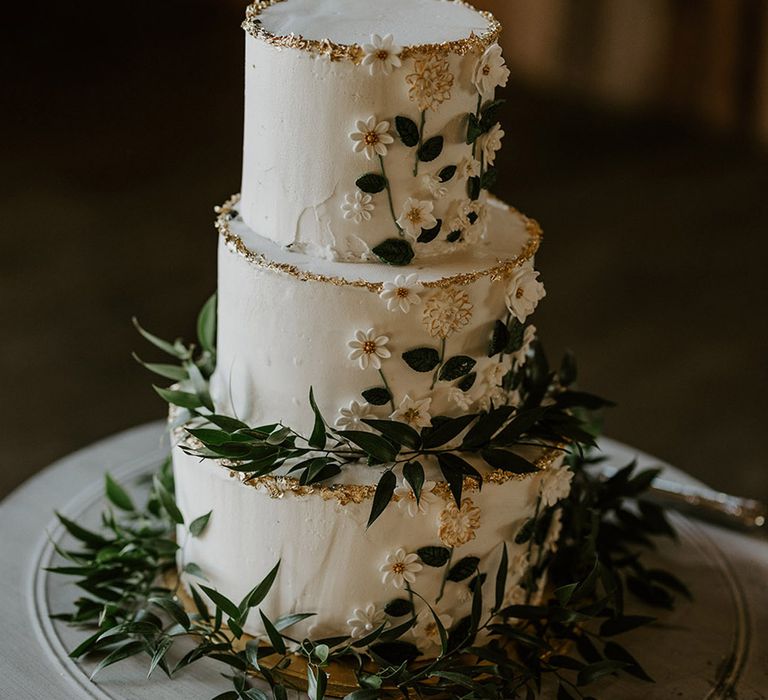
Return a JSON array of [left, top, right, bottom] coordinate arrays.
[[240, 0, 509, 262], [256, 0, 492, 47]]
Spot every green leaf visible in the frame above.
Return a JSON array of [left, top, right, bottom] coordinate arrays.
[[105, 474, 135, 512], [147, 637, 173, 679], [457, 372, 476, 391], [189, 511, 212, 537], [604, 641, 654, 682], [403, 461, 425, 503], [439, 164, 457, 182], [438, 356, 476, 382], [417, 546, 451, 567], [205, 414, 250, 432], [362, 419, 421, 449], [200, 586, 241, 620], [183, 562, 206, 579], [559, 349, 577, 386], [418, 135, 443, 162], [417, 218, 442, 243], [402, 347, 441, 372], [494, 543, 508, 612], [466, 113, 483, 144], [196, 292, 217, 355], [153, 475, 184, 525], [308, 387, 327, 449], [274, 612, 316, 631], [494, 408, 547, 444], [372, 238, 414, 266], [299, 458, 341, 486], [190, 586, 210, 619], [462, 406, 515, 448], [153, 386, 203, 410], [308, 666, 328, 700], [260, 610, 287, 655], [481, 167, 498, 190], [337, 430, 398, 463], [90, 640, 146, 679], [361, 387, 391, 406], [437, 453, 466, 506], [150, 597, 190, 630], [481, 448, 539, 474], [240, 561, 281, 610], [133, 317, 188, 359], [577, 659, 629, 686], [132, 354, 188, 382], [480, 98, 506, 131], [356, 173, 388, 194], [395, 116, 420, 147], [467, 176, 481, 200], [421, 413, 477, 449], [447, 556, 480, 582], [369, 641, 421, 665], [488, 320, 509, 357], [515, 517, 536, 544], [384, 598, 413, 617], [368, 470, 396, 528]]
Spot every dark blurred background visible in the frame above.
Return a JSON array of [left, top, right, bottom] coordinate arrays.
[[1, 0, 766, 501]]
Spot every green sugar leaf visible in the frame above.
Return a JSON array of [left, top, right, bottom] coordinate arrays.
[[361, 386, 391, 406], [439, 355, 476, 382], [417, 218, 442, 243], [418, 135, 443, 162], [402, 347, 441, 372], [356, 173, 388, 194], [373, 238, 415, 266], [395, 116, 420, 147], [417, 546, 451, 567], [447, 556, 480, 582], [189, 510, 212, 537], [439, 164, 457, 182]]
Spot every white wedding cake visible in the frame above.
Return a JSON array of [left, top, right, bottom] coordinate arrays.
[[172, 0, 571, 651]]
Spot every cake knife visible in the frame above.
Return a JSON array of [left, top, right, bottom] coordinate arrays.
[[595, 466, 768, 537]]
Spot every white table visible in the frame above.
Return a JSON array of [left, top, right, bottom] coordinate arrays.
[[1, 422, 766, 698]]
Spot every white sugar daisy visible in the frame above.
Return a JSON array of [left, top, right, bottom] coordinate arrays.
[[481, 123, 504, 166], [347, 329, 391, 370], [341, 191, 375, 224], [380, 548, 423, 588], [349, 116, 395, 160], [379, 273, 422, 313], [422, 173, 448, 199], [394, 479, 437, 517], [335, 400, 375, 431], [347, 603, 386, 639], [361, 33, 403, 76], [413, 607, 454, 652]]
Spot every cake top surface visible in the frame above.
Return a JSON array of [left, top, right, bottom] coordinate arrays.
[[252, 0, 494, 47]]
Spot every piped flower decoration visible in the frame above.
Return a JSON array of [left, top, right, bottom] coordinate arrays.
[[335, 400, 375, 430], [422, 173, 448, 199], [380, 547, 423, 588], [481, 123, 504, 166], [347, 603, 386, 639], [341, 191, 375, 224], [406, 54, 454, 112], [510, 324, 537, 368], [394, 479, 437, 517], [473, 43, 510, 95], [505, 266, 546, 322], [390, 394, 432, 429], [438, 497, 481, 547], [397, 198, 437, 241], [379, 273, 422, 313], [350, 117, 394, 160], [347, 329, 391, 370], [448, 386, 473, 411], [413, 607, 454, 652], [458, 156, 482, 179], [423, 286, 474, 339], [361, 34, 403, 76], [539, 465, 574, 508]]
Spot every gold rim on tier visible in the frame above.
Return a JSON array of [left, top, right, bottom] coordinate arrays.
[[242, 0, 502, 63]]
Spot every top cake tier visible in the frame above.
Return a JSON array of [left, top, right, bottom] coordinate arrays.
[[239, 0, 509, 265]]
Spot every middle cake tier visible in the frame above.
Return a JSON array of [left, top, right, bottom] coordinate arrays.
[[210, 195, 547, 438]]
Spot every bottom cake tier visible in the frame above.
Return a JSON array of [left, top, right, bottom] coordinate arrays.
[[172, 437, 569, 652]]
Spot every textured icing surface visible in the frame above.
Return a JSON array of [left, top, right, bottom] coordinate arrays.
[[257, 0, 491, 45], [173, 444, 563, 639], [210, 199, 543, 438]]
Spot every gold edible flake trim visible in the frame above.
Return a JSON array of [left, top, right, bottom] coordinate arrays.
[[221, 447, 563, 505], [215, 194, 542, 293], [242, 1, 501, 62]]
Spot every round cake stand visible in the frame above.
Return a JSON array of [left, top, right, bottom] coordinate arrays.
[[1, 422, 766, 699]]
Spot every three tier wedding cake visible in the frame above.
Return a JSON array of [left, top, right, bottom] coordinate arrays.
[[172, 0, 573, 653]]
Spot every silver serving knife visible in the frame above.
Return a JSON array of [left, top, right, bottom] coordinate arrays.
[[596, 466, 768, 536]]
